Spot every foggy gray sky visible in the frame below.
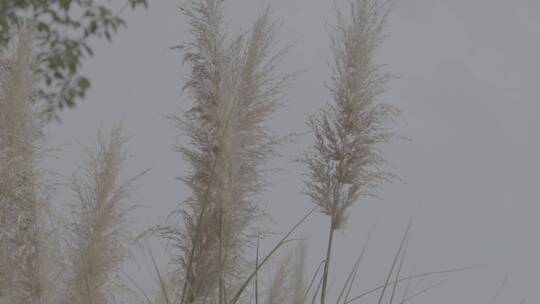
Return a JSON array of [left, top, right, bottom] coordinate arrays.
[[43, 0, 540, 303]]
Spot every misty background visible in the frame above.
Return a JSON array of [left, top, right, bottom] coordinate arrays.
[[42, 0, 540, 303]]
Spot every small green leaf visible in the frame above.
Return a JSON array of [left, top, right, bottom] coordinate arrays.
[[37, 22, 50, 33], [77, 77, 90, 90], [83, 10, 95, 18], [53, 71, 64, 79], [99, 6, 109, 17], [82, 43, 94, 56], [59, 0, 71, 10], [67, 57, 77, 74], [89, 20, 97, 34]]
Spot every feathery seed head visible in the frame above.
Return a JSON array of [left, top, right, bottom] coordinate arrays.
[[65, 124, 135, 304], [0, 24, 47, 304], [303, 0, 397, 230], [161, 1, 292, 302]]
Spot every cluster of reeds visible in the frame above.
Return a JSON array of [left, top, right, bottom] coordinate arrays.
[[0, 1, 480, 304], [0, 27, 138, 304]]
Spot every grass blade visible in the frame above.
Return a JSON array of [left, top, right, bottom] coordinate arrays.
[[337, 222, 378, 304], [303, 260, 326, 304], [228, 207, 317, 304], [345, 265, 481, 304], [401, 279, 447, 303], [376, 222, 412, 304]]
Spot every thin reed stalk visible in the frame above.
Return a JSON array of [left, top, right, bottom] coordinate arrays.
[[301, 1, 396, 303], [320, 219, 335, 304]]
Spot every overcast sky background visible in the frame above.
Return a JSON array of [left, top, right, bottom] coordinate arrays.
[[43, 0, 540, 303]]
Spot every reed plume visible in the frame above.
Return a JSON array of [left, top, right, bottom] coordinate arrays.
[[301, 1, 397, 303], [64, 124, 135, 304], [0, 25, 47, 304], [266, 242, 306, 304], [159, 1, 290, 303]]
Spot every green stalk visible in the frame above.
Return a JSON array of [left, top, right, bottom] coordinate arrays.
[[320, 218, 335, 304]]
